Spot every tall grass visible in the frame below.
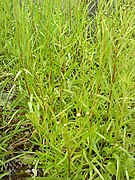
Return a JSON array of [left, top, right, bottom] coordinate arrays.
[[0, 0, 135, 179]]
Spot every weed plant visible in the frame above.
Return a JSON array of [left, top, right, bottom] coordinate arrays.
[[0, 0, 135, 179]]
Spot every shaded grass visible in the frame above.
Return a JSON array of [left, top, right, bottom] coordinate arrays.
[[0, 0, 135, 179]]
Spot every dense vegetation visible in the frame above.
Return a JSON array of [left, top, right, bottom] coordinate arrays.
[[0, 0, 134, 179]]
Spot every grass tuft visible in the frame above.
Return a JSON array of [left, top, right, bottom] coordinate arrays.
[[0, 0, 135, 179]]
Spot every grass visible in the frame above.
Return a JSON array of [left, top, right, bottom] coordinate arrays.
[[0, 0, 135, 179]]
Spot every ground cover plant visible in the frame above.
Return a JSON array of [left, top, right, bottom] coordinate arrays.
[[0, 0, 135, 179]]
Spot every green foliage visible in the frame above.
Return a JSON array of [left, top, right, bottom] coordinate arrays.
[[0, 0, 134, 179]]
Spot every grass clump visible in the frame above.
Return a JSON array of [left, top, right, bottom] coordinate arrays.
[[0, 0, 135, 179]]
